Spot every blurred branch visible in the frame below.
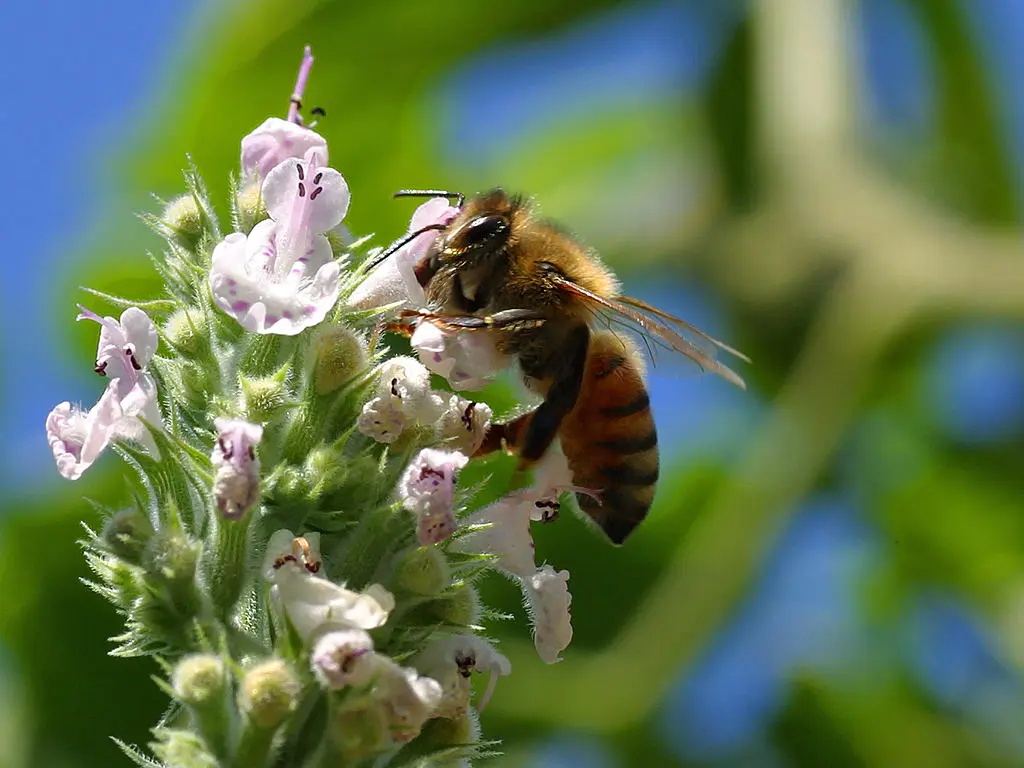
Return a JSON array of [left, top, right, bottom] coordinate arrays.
[[491, 0, 1024, 731]]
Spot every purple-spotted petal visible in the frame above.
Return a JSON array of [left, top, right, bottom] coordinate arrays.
[[262, 150, 349, 235]]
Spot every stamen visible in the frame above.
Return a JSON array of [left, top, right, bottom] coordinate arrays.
[[298, 182, 306, 198], [296, 163, 304, 180], [286, 46, 315, 124], [94, 361, 108, 376], [461, 402, 477, 430], [391, 378, 400, 398], [310, 186, 322, 201]]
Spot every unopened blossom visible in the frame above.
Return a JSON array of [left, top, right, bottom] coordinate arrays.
[[210, 149, 348, 335], [211, 418, 263, 519], [412, 635, 510, 719], [398, 448, 469, 545], [263, 529, 394, 639], [370, 655, 444, 743], [410, 319, 505, 392], [78, 306, 158, 398], [525, 565, 573, 664], [348, 197, 459, 311], [310, 628, 375, 690], [240, 47, 327, 180], [434, 394, 493, 454]]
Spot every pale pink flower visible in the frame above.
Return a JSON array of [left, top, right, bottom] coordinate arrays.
[[310, 628, 375, 690], [410, 319, 504, 392], [210, 149, 348, 335], [211, 418, 263, 519], [398, 448, 469, 545], [412, 634, 511, 718]]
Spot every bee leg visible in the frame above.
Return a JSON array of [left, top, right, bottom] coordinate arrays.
[[399, 308, 547, 333], [516, 324, 590, 468]]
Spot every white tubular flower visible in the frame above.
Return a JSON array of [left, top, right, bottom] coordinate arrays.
[[211, 418, 263, 520], [47, 371, 162, 480], [412, 635, 511, 719], [456, 497, 536, 580], [240, 48, 327, 180], [210, 149, 348, 335], [310, 628, 375, 690], [77, 306, 158, 399], [348, 197, 459, 311], [356, 357, 435, 444], [263, 530, 394, 640], [371, 655, 444, 743], [410, 320, 505, 392], [241, 118, 328, 182], [434, 395, 493, 455], [525, 565, 573, 664], [398, 449, 469, 546]]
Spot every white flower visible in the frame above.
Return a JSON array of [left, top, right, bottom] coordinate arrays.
[[370, 655, 444, 743], [241, 118, 329, 181], [356, 357, 438, 444], [412, 635, 511, 718], [348, 197, 459, 311], [310, 628, 375, 690], [77, 306, 158, 399], [525, 566, 573, 664], [210, 149, 348, 335], [211, 418, 263, 520], [432, 394, 492, 455], [356, 396, 410, 444], [398, 449, 469, 545], [47, 307, 162, 481], [457, 497, 535, 580], [410, 319, 505, 392], [263, 529, 394, 640]]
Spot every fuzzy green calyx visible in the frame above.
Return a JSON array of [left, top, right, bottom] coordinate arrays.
[[164, 308, 211, 359], [393, 546, 451, 597], [101, 507, 153, 564], [172, 654, 227, 707], [311, 324, 367, 395], [240, 369, 291, 423], [161, 194, 203, 249]]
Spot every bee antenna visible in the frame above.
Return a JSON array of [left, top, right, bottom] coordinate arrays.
[[365, 223, 449, 272], [311, 106, 326, 117], [393, 189, 465, 208]]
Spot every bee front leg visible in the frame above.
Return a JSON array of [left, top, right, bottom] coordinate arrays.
[[514, 324, 590, 469]]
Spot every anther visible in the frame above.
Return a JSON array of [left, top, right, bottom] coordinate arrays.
[[94, 361, 108, 376], [390, 377, 400, 397], [462, 402, 477, 430], [313, 172, 323, 184], [296, 163, 304, 180], [310, 186, 322, 201], [311, 106, 326, 117], [298, 182, 306, 198]]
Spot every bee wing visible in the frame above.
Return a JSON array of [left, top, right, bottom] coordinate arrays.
[[549, 275, 748, 389]]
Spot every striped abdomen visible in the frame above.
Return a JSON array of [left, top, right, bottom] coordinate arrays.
[[559, 331, 659, 544]]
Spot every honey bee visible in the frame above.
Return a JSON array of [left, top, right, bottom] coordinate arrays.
[[376, 188, 748, 544]]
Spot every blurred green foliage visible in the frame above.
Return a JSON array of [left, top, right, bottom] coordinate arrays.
[[10, 0, 1024, 766]]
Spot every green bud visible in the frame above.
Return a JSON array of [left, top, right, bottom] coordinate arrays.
[[240, 374, 290, 423], [180, 361, 216, 411], [172, 654, 226, 707], [311, 325, 367, 395], [236, 181, 267, 233], [171, 654, 231, 760], [393, 546, 450, 597], [429, 585, 481, 627], [162, 194, 203, 249], [143, 528, 198, 590], [419, 710, 479, 748], [331, 702, 390, 759], [238, 659, 300, 730], [164, 308, 210, 359], [305, 446, 348, 498], [101, 507, 153, 564]]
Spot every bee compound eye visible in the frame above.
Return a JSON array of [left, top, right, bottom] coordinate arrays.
[[461, 215, 508, 247]]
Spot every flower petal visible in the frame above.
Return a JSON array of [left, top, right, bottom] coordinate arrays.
[[241, 117, 329, 180], [262, 151, 349, 234]]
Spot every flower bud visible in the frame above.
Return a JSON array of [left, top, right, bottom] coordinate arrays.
[[235, 180, 268, 233], [163, 308, 210, 359], [162, 194, 203, 249], [392, 546, 450, 597], [418, 710, 480, 748], [240, 374, 290, 423], [180, 361, 216, 411], [172, 654, 226, 708], [331, 703, 390, 758], [143, 528, 198, 593], [304, 446, 348, 497], [238, 659, 300, 730], [101, 507, 153, 564], [311, 324, 367, 395], [429, 585, 481, 627]]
